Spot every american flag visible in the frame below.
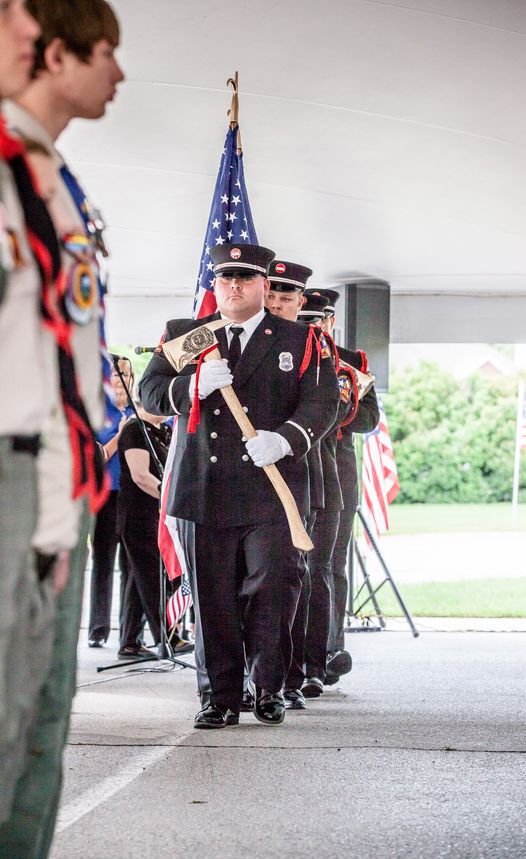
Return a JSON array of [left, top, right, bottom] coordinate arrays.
[[361, 397, 400, 538], [159, 122, 259, 582], [166, 576, 193, 629], [193, 124, 258, 318]]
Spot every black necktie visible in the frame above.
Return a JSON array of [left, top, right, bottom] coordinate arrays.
[[229, 326, 244, 369]]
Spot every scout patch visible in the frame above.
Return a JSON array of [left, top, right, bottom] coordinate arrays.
[[318, 331, 331, 359], [62, 233, 98, 325], [338, 372, 352, 404], [279, 351, 294, 372]]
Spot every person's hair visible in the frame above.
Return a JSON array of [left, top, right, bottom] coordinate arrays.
[[27, 0, 120, 76], [23, 138, 52, 158]]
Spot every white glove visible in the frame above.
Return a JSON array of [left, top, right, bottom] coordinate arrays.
[[245, 430, 292, 468], [188, 359, 233, 400]]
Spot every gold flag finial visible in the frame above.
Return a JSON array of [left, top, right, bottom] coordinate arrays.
[[227, 71, 242, 154]]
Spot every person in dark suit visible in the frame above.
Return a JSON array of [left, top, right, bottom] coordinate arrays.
[[315, 290, 380, 685], [140, 243, 340, 729]]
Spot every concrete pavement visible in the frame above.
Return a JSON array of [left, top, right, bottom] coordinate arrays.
[[50, 630, 526, 859]]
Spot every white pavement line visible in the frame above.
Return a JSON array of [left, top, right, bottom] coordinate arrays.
[[55, 745, 171, 833]]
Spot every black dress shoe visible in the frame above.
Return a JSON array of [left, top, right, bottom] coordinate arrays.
[[324, 668, 340, 686], [240, 690, 255, 712], [326, 649, 353, 677], [254, 691, 285, 725], [283, 688, 307, 710], [88, 637, 105, 648], [194, 704, 239, 729], [302, 677, 324, 698]]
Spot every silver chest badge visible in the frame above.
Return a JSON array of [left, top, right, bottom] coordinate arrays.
[[279, 351, 294, 372]]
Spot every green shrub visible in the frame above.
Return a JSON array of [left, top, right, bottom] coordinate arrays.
[[382, 363, 524, 503]]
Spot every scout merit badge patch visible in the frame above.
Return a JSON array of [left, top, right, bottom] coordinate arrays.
[[338, 372, 352, 404], [279, 351, 294, 372], [62, 233, 98, 325]]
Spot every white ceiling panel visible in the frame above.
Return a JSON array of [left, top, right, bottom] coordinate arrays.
[[55, 0, 526, 342]]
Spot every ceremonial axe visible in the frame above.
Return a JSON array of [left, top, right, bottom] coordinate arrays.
[[162, 319, 313, 552]]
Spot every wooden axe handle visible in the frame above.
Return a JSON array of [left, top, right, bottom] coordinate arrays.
[[204, 348, 313, 552]]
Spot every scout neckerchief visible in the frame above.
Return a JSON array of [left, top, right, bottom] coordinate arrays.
[[0, 116, 108, 512], [59, 163, 119, 425]]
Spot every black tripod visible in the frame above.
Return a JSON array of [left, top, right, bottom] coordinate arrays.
[[345, 505, 419, 638], [97, 355, 196, 675]]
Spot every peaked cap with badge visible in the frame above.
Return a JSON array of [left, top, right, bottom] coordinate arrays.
[[209, 243, 275, 277], [298, 292, 330, 323], [304, 287, 341, 318], [268, 260, 313, 293]]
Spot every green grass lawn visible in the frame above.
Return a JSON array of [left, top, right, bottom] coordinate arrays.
[[365, 577, 526, 618], [386, 503, 526, 535]]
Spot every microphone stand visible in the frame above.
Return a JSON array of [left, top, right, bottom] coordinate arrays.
[[96, 356, 196, 675]]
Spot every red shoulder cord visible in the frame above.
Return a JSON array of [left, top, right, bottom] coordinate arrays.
[[187, 344, 219, 434], [337, 366, 360, 440], [357, 349, 368, 373], [299, 324, 323, 383], [322, 330, 340, 373]]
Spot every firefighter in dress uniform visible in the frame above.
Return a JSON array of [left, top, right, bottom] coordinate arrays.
[[140, 243, 340, 729]]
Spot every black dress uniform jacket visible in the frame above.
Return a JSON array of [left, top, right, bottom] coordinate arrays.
[[140, 310, 340, 528], [337, 346, 380, 452]]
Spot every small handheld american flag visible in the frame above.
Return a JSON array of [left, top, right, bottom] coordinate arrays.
[[166, 577, 193, 629]]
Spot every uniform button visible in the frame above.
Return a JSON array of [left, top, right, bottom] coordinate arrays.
[[210, 456, 218, 463], [242, 406, 248, 413], [242, 454, 250, 462], [214, 408, 220, 415], [241, 435, 247, 442], [210, 432, 218, 439]]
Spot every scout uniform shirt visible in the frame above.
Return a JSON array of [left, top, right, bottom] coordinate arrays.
[[0, 160, 58, 437]]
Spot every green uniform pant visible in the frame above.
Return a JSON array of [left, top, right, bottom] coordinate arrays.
[[0, 439, 55, 828], [0, 503, 90, 859]]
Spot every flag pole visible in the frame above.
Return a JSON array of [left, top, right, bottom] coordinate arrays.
[[511, 378, 524, 527], [227, 71, 242, 154]]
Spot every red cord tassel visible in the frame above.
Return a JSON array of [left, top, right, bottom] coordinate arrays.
[[187, 344, 218, 434]]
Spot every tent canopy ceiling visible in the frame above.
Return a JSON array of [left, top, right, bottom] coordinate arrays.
[[59, 0, 526, 343]]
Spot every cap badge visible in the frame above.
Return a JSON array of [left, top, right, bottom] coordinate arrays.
[[279, 351, 294, 372], [230, 247, 241, 260], [275, 263, 286, 274]]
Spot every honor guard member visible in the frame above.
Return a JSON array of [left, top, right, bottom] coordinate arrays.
[[140, 243, 340, 729], [0, 2, 124, 855], [291, 289, 355, 698], [315, 289, 379, 684], [265, 262, 323, 710]]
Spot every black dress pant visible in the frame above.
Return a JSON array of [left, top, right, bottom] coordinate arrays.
[[194, 518, 304, 713], [304, 506, 340, 681], [88, 490, 129, 641], [330, 449, 359, 650], [285, 511, 316, 690], [120, 517, 161, 646]]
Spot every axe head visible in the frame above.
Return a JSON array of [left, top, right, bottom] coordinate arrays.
[[162, 318, 231, 372]]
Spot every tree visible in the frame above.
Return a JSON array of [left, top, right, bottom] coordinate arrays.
[[383, 363, 522, 503]]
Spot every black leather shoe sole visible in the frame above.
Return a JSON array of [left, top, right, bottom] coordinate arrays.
[[327, 650, 353, 676], [284, 697, 307, 710], [302, 678, 324, 698], [254, 698, 285, 725], [194, 718, 226, 729]]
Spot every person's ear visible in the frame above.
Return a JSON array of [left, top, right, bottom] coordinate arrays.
[[300, 294, 307, 307], [262, 278, 270, 298], [43, 38, 70, 75]]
